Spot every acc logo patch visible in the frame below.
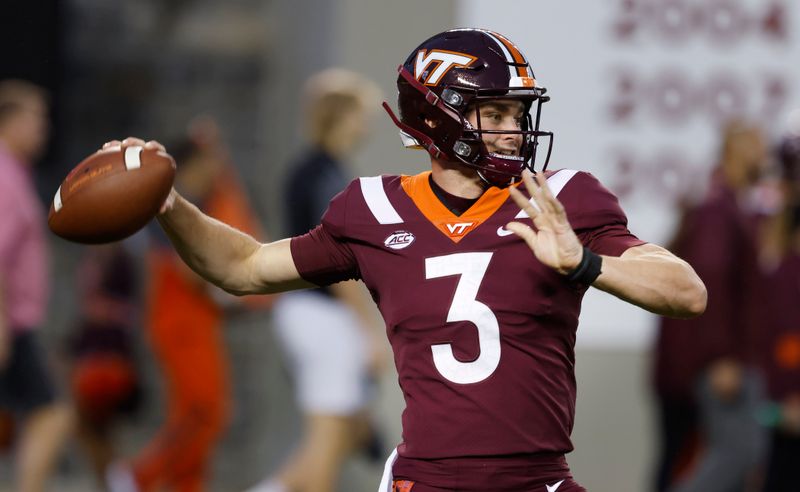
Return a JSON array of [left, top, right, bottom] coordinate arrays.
[[384, 230, 415, 250]]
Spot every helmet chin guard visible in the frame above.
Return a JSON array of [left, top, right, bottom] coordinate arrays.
[[384, 28, 554, 188]]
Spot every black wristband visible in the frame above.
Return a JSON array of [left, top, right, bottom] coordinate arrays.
[[566, 247, 603, 286]]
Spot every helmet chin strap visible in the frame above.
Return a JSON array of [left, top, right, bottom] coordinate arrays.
[[476, 169, 499, 188], [475, 165, 516, 189], [464, 146, 527, 188]]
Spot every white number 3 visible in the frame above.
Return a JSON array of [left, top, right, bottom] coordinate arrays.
[[425, 252, 500, 384]]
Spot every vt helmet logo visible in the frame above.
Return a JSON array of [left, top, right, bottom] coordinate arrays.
[[414, 49, 477, 86]]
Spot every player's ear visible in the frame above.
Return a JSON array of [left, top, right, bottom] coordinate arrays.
[[424, 118, 439, 129]]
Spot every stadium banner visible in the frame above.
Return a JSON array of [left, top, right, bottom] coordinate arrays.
[[459, 0, 800, 348]]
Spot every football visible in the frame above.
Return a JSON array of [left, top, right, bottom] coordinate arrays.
[[48, 145, 176, 244]]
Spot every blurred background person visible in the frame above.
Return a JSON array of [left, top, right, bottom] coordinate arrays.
[[750, 134, 800, 492], [245, 69, 386, 492], [67, 243, 142, 489], [0, 79, 73, 492], [107, 116, 270, 492], [651, 120, 770, 492]]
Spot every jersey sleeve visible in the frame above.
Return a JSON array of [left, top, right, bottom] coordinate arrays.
[[560, 171, 646, 257], [289, 181, 361, 286]]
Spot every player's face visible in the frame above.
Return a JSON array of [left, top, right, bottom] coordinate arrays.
[[466, 99, 524, 156]]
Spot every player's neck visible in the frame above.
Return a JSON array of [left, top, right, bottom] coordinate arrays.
[[430, 158, 485, 199], [428, 174, 478, 216]]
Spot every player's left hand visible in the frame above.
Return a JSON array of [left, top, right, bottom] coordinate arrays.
[[506, 171, 584, 275]]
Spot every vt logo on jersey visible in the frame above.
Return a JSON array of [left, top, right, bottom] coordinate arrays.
[[384, 231, 416, 250], [415, 49, 477, 86], [445, 222, 475, 237]]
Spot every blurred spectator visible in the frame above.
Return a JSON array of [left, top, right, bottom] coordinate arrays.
[[652, 120, 769, 492], [749, 134, 800, 492], [68, 243, 141, 488], [245, 69, 385, 492], [0, 79, 73, 492], [108, 117, 269, 492]]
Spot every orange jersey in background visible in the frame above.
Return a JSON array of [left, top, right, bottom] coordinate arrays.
[[134, 167, 270, 492]]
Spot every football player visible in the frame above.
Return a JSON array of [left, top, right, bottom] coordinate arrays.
[[109, 28, 706, 492]]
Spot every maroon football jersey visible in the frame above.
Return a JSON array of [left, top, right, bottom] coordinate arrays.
[[291, 169, 643, 460]]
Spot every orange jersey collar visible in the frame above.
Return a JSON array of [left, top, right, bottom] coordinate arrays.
[[400, 171, 518, 243]]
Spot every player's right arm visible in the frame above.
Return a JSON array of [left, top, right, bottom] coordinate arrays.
[[158, 191, 313, 295], [107, 138, 315, 296]]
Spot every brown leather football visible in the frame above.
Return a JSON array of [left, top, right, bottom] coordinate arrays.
[[48, 144, 176, 244]]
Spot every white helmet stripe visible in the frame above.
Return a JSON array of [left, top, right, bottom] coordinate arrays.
[[482, 31, 517, 81]]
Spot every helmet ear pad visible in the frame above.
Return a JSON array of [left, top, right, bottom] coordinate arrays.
[[397, 78, 466, 159]]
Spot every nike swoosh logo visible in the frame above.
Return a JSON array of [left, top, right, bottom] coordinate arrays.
[[546, 480, 565, 492], [497, 226, 515, 237]]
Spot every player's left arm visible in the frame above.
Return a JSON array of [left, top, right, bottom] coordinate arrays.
[[507, 171, 706, 319], [592, 242, 706, 318]]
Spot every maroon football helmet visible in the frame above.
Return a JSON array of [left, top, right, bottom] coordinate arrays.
[[383, 28, 553, 187]]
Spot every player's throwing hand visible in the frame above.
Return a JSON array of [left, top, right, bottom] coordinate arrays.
[[101, 138, 176, 215], [506, 171, 584, 275]]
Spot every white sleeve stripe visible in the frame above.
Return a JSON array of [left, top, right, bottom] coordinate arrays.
[[547, 169, 579, 197], [359, 176, 404, 224], [514, 169, 579, 219]]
